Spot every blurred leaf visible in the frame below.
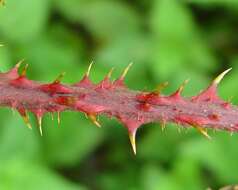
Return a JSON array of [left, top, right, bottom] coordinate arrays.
[[43, 112, 104, 167], [0, 45, 12, 71], [0, 0, 50, 43], [15, 23, 85, 82], [141, 164, 179, 190], [0, 111, 40, 161], [150, 0, 216, 80], [55, 1, 140, 40], [188, 0, 238, 11], [96, 34, 149, 68], [0, 159, 86, 190], [180, 133, 238, 183], [173, 158, 204, 190], [139, 124, 183, 162], [53, 0, 89, 22], [98, 166, 139, 190]]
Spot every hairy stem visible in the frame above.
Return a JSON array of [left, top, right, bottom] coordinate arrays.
[[0, 61, 236, 154]]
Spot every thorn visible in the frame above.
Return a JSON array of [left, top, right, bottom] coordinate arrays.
[[20, 63, 29, 77], [177, 126, 181, 133], [161, 121, 166, 131], [184, 128, 189, 134], [213, 68, 232, 85], [54, 72, 66, 84], [23, 116, 32, 130], [86, 61, 93, 77], [11, 108, 15, 115], [106, 67, 114, 79], [177, 79, 190, 94], [153, 81, 169, 95], [15, 59, 25, 69], [84, 113, 88, 119], [97, 67, 115, 89], [161, 116, 166, 131], [193, 125, 211, 140], [17, 108, 32, 130], [57, 111, 60, 127], [22, 112, 32, 130], [129, 130, 137, 155], [120, 62, 133, 80], [88, 113, 101, 128], [37, 116, 43, 136]]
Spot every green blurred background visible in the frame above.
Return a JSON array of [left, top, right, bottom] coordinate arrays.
[[0, 0, 238, 189]]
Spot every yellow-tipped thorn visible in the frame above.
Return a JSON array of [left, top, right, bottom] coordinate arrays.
[[37, 116, 43, 136], [120, 62, 133, 80], [54, 72, 66, 84], [11, 108, 15, 115], [88, 114, 101, 128], [50, 113, 54, 121], [15, 59, 25, 69], [160, 115, 166, 131], [129, 130, 137, 155], [193, 125, 211, 140], [177, 79, 190, 94], [20, 63, 29, 76], [177, 126, 181, 133], [154, 81, 169, 95], [161, 120, 166, 131], [106, 67, 114, 79], [22, 114, 32, 130], [86, 61, 94, 77], [57, 111, 60, 127], [213, 68, 232, 85]]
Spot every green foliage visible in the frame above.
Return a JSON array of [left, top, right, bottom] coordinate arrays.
[[0, 0, 237, 189]]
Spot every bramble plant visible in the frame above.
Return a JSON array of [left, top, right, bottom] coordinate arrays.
[[0, 0, 237, 157], [3, 1, 238, 190], [0, 58, 235, 154]]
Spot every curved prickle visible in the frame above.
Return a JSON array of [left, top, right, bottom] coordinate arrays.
[[129, 130, 137, 155], [213, 68, 232, 85], [20, 63, 29, 77], [54, 72, 66, 84]]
